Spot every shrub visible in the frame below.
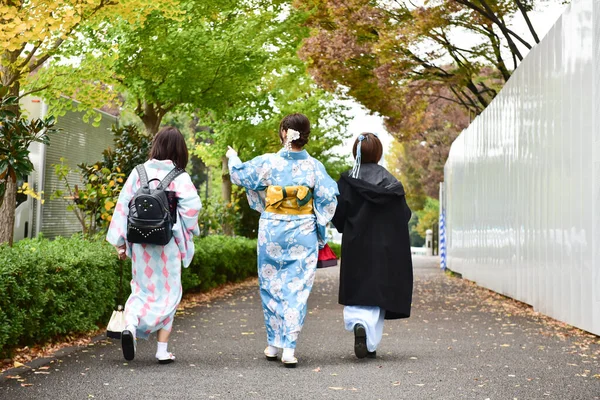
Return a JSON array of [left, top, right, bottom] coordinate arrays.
[[0, 235, 125, 357], [328, 242, 341, 259], [0, 234, 256, 358], [185, 235, 257, 292]]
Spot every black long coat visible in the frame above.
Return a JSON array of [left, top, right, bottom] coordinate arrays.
[[331, 164, 413, 320]]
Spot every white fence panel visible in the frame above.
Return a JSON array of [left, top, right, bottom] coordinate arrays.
[[444, 0, 600, 335]]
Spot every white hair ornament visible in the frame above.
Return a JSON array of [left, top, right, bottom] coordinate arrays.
[[284, 128, 301, 151]]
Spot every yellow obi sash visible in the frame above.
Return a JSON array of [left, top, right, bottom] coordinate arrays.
[[265, 185, 313, 215]]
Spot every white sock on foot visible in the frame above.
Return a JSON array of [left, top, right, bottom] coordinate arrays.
[[265, 345, 278, 356], [156, 341, 169, 359], [282, 348, 295, 361]]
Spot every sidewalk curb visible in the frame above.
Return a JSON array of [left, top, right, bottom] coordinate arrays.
[[0, 332, 112, 384]]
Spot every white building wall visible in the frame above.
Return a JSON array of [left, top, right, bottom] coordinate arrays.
[[444, 0, 600, 335]]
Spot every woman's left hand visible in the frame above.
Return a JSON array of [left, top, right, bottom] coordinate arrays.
[[226, 146, 237, 158], [115, 245, 127, 260]]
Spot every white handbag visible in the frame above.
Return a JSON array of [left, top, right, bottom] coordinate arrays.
[[107, 305, 125, 339], [107, 258, 126, 339]]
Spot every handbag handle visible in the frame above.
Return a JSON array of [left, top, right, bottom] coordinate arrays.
[[117, 258, 124, 307]]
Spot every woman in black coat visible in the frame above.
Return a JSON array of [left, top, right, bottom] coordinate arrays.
[[331, 132, 413, 359]]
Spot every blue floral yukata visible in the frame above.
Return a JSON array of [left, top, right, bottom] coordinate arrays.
[[229, 149, 338, 349]]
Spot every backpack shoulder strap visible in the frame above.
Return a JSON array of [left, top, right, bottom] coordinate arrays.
[[158, 167, 185, 190], [135, 164, 149, 188]]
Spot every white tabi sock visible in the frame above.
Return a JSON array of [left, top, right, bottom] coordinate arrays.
[[265, 345, 278, 357], [282, 348, 295, 361], [156, 341, 169, 359]]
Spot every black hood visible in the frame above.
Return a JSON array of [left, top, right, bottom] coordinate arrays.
[[340, 172, 405, 205]]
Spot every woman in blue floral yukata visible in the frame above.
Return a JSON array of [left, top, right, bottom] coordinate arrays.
[[225, 113, 338, 368]]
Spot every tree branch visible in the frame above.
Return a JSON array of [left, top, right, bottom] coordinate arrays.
[[18, 41, 42, 69], [16, 84, 52, 99], [454, 0, 525, 60], [28, 0, 111, 72], [513, 0, 540, 43]]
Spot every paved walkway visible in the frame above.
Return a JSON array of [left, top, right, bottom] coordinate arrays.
[[1, 256, 598, 399]]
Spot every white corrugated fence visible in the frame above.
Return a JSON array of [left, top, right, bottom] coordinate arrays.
[[443, 0, 600, 336]]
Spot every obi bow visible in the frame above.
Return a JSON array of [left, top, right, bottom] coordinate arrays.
[[265, 185, 313, 212]]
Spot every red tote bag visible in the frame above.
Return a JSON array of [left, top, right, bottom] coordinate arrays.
[[317, 243, 338, 268]]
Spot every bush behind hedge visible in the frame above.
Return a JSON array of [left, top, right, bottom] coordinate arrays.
[[0, 235, 257, 358], [328, 242, 341, 259]]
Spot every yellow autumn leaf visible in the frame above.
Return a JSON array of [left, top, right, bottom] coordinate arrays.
[[104, 200, 115, 211], [108, 180, 115, 187]]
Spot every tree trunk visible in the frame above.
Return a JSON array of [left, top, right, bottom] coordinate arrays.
[[0, 168, 17, 246], [221, 156, 233, 236], [0, 77, 20, 245], [139, 101, 162, 136]]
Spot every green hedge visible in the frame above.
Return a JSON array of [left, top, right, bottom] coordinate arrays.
[[0, 235, 257, 358], [328, 242, 341, 258], [183, 235, 257, 292]]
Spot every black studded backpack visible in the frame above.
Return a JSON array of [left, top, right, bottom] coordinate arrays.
[[126, 165, 184, 245]]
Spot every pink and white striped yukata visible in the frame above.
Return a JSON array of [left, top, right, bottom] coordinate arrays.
[[107, 159, 201, 339]]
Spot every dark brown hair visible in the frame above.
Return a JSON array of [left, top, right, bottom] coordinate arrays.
[[279, 113, 311, 148], [352, 132, 383, 164], [149, 126, 189, 169]]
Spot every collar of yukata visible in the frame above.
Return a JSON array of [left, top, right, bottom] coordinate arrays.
[[350, 132, 379, 179], [149, 158, 176, 170], [279, 148, 308, 160]]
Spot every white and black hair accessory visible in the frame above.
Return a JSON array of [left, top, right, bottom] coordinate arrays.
[[284, 128, 301, 152], [350, 132, 380, 179]]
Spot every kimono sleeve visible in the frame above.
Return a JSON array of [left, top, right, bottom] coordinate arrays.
[[313, 160, 339, 248], [106, 168, 140, 249], [228, 154, 269, 191], [228, 154, 269, 212], [176, 173, 202, 238]]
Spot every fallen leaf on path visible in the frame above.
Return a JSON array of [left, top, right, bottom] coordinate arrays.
[[20, 383, 33, 387], [328, 387, 344, 391], [312, 367, 321, 372], [392, 381, 401, 386]]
